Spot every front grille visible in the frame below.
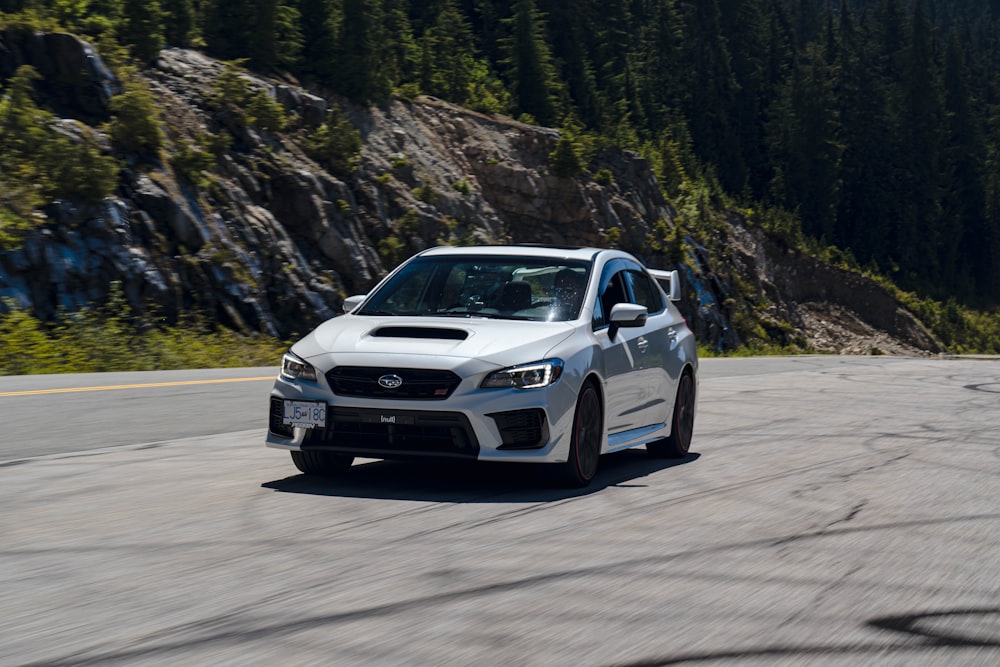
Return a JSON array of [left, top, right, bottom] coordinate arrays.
[[490, 408, 549, 450], [326, 367, 462, 400], [269, 396, 294, 437], [304, 407, 479, 459]]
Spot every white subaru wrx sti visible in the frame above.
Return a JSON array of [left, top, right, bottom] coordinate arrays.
[[266, 245, 698, 487]]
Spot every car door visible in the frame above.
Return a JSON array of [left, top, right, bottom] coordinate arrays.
[[594, 261, 664, 436], [622, 268, 674, 427]]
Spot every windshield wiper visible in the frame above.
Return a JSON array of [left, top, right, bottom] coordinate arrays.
[[439, 310, 504, 319], [440, 310, 539, 320], [358, 309, 398, 316]]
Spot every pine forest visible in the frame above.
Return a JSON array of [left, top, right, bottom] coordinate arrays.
[[3, 0, 1000, 358]]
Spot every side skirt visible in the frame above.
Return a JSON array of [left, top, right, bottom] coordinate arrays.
[[606, 422, 668, 453]]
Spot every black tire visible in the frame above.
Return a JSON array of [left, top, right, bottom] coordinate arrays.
[[290, 450, 355, 476], [647, 370, 695, 458], [554, 381, 603, 488]]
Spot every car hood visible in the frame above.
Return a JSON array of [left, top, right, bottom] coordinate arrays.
[[292, 315, 576, 371]]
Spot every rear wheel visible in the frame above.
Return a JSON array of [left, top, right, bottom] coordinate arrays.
[[291, 450, 355, 476], [647, 371, 695, 458], [554, 381, 603, 487]]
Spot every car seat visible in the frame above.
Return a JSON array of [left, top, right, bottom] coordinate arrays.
[[499, 281, 533, 311]]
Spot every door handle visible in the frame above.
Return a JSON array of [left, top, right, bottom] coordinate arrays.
[[637, 336, 649, 353]]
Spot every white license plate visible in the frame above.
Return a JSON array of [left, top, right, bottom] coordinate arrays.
[[282, 400, 327, 429]]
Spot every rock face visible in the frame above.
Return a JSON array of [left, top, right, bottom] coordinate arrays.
[[0, 41, 944, 354], [0, 30, 119, 122], [721, 220, 942, 354]]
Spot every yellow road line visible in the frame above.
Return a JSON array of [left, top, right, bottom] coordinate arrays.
[[0, 376, 275, 397]]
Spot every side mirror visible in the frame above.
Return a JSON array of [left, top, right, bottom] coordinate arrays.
[[608, 303, 647, 339], [342, 295, 366, 313]]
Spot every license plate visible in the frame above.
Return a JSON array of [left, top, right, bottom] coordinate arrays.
[[282, 400, 327, 429]]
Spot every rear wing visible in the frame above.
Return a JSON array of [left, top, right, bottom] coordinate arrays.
[[647, 269, 682, 302]]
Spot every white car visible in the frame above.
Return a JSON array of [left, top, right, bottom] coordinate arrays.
[[266, 245, 698, 487]]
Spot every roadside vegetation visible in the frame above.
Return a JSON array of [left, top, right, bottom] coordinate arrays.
[[0, 286, 286, 376]]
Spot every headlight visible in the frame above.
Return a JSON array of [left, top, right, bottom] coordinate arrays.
[[481, 359, 564, 389], [280, 351, 318, 381]]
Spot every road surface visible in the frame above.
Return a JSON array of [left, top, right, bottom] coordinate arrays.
[[1, 356, 997, 665]]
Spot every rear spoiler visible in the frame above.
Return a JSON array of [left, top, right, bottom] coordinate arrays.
[[647, 269, 682, 302]]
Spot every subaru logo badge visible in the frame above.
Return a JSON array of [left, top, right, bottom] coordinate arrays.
[[378, 374, 404, 389]]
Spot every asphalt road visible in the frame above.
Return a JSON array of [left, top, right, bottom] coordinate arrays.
[[1, 356, 998, 665]]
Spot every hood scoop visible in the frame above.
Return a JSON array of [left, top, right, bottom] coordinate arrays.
[[371, 326, 468, 341]]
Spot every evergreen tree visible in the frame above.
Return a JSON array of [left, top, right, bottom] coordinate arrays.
[[420, 0, 476, 103], [120, 0, 166, 62], [719, 0, 777, 198], [676, 0, 743, 191], [543, 0, 603, 128], [941, 30, 988, 297], [794, 0, 822, 49], [834, 1, 895, 265], [384, 0, 418, 90], [273, 0, 304, 69], [161, 0, 194, 47], [635, 0, 683, 131], [202, 0, 257, 61], [336, 0, 392, 102], [299, 0, 340, 81], [500, 0, 560, 126], [767, 41, 841, 242], [894, 1, 944, 286], [255, 0, 280, 70], [590, 0, 633, 129]]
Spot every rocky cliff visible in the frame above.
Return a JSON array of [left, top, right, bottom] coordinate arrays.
[[0, 35, 943, 355]]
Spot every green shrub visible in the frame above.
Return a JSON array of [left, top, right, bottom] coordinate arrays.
[[109, 83, 164, 157], [1, 65, 118, 217], [413, 184, 438, 204], [206, 60, 286, 133], [603, 226, 621, 246], [170, 140, 215, 186], [594, 168, 614, 186], [304, 107, 362, 178], [0, 206, 35, 251], [549, 130, 583, 177], [245, 89, 287, 133], [0, 286, 287, 375], [49, 130, 120, 201], [398, 208, 421, 235], [378, 235, 407, 267]]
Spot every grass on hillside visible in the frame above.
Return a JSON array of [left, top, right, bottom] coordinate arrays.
[[0, 289, 287, 376]]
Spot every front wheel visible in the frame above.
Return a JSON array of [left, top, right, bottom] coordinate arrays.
[[554, 382, 603, 488], [291, 450, 355, 476], [647, 371, 695, 458]]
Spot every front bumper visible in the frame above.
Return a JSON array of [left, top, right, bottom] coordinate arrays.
[[265, 374, 577, 463]]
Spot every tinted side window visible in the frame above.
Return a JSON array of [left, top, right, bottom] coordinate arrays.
[[595, 271, 629, 329], [592, 290, 605, 329], [626, 270, 664, 314]]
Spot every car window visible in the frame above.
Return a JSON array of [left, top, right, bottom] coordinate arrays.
[[594, 270, 629, 329], [625, 270, 664, 314], [377, 261, 437, 313], [359, 256, 592, 321]]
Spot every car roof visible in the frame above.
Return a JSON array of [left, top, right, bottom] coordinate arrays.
[[417, 245, 627, 263]]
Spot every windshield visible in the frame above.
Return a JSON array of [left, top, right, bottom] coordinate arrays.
[[358, 256, 592, 322]]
